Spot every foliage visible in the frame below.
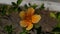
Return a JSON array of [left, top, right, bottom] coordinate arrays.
[[4, 25, 13, 34], [28, 3, 38, 9], [52, 27, 60, 32], [36, 27, 42, 34], [0, 5, 7, 16], [0, 0, 60, 34], [39, 3, 45, 10], [56, 12, 60, 28], [17, 0, 22, 6], [50, 12, 56, 18], [24, 4, 28, 9]]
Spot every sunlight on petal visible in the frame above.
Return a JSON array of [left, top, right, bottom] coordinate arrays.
[[19, 11, 25, 19], [32, 14, 41, 23], [27, 7, 35, 16], [26, 23, 33, 30], [19, 20, 27, 27]]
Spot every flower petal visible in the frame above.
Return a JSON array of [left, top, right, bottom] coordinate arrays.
[[32, 14, 41, 23], [27, 7, 35, 16], [19, 11, 25, 19], [26, 23, 33, 30], [19, 20, 27, 27]]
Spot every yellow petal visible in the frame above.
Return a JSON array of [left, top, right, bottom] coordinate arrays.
[[27, 7, 35, 16], [32, 14, 41, 23], [26, 23, 33, 30], [19, 20, 27, 27], [19, 11, 25, 19]]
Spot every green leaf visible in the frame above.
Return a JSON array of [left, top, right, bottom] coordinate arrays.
[[28, 3, 38, 9], [50, 12, 56, 18], [1, 6, 7, 16], [57, 13, 60, 20], [28, 3, 32, 7], [12, 2, 17, 6], [56, 22, 60, 28], [36, 27, 42, 34], [31, 4, 38, 9], [20, 32, 27, 34], [34, 24, 40, 29], [4, 25, 12, 34], [17, 0, 23, 5], [24, 4, 28, 9], [56, 12, 60, 18], [20, 30, 28, 34], [52, 27, 60, 32], [56, 18, 60, 28], [13, 7, 18, 11], [1, 10, 6, 16], [40, 3, 45, 10], [58, 15, 60, 21], [56, 13, 60, 28]]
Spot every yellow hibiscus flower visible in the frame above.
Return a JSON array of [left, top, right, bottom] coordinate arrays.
[[19, 7, 41, 30]]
